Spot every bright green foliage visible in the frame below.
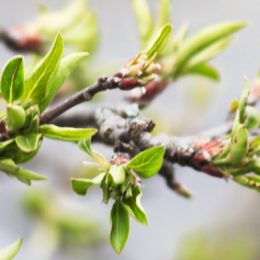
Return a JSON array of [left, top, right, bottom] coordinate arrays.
[[23, 34, 63, 109], [0, 140, 14, 153], [229, 125, 248, 164], [127, 145, 166, 178], [71, 173, 106, 196], [131, 0, 154, 47], [15, 134, 42, 153], [212, 84, 260, 192], [72, 143, 165, 253], [1, 56, 24, 103], [39, 125, 96, 141], [131, 0, 246, 82], [157, 0, 171, 29], [146, 24, 172, 59], [79, 139, 110, 170], [0, 0, 258, 256], [109, 165, 126, 185], [177, 232, 257, 260], [234, 175, 260, 191], [184, 63, 220, 81], [171, 22, 246, 79], [6, 105, 26, 132], [0, 35, 96, 185], [25, 0, 99, 53], [22, 33, 88, 112], [0, 239, 22, 260], [123, 187, 148, 225], [131, 0, 171, 48], [40, 52, 89, 111], [0, 159, 45, 185], [110, 200, 130, 254]]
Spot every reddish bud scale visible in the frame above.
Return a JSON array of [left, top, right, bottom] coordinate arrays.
[[127, 80, 168, 103], [190, 139, 227, 178], [173, 138, 227, 178], [111, 154, 129, 165], [119, 78, 140, 90], [192, 139, 226, 157]]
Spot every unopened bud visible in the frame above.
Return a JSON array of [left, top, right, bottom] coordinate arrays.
[[6, 104, 26, 132]]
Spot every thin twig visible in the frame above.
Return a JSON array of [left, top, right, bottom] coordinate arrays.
[[40, 75, 143, 124], [40, 77, 115, 124]]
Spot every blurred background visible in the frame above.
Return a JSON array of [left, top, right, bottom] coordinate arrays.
[[0, 0, 259, 259]]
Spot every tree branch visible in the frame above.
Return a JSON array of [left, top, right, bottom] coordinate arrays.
[[0, 27, 43, 53], [40, 75, 141, 124], [52, 105, 232, 193]]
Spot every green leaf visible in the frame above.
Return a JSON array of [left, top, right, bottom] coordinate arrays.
[[101, 173, 112, 204], [110, 200, 130, 254], [238, 82, 250, 124], [182, 63, 220, 81], [1, 56, 24, 103], [170, 24, 189, 53], [15, 167, 46, 185], [109, 165, 126, 185], [6, 105, 26, 132], [188, 37, 232, 65], [229, 124, 248, 164], [27, 0, 98, 53], [0, 139, 14, 153], [0, 159, 46, 185], [79, 139, 110, 169], [233, 175, 260, 192], [173, 22, 246, 78], [23, 34, 63, 105], [15, 133, 42, 153], [0, 239, 22, 260], [146, 24, 172, 59], [71, 173, 105, 195], [131, 0, 153, 46], [124, 188, 148, 225], [40, 52, 89, 111], [180, 37, 233, 79], [250, 136, 260, 152], [127, 145, 165, 178], [245, 106, 260, 129], [157, 0, 171, 28], [40, 124, 96, 141]]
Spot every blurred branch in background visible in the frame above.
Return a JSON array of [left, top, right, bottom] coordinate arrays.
[[22, 189, 105, 259], [176, 231, 258, 260]]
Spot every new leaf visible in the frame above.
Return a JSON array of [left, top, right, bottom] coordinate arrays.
[[71, 173, 105, 195], [40, 52, 89, 111], [173, 22, 246, 78], [146, 24, 172, 59], [23, 34, 63, 107], [127, 145, 166, 178], [1, 56, 24, 103], [124, 188, 148, 225], [0, 239, 22, 260], [15, 134, 42, 153], [110, 200, 130, 254], [40, 125, 96, 141]]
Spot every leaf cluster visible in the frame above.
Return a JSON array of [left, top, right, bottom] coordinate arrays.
[[72, 141, 165, 253], [213, 82, 260, 191], [131, 0, 246, 82], [0, 35, 96, 184]]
